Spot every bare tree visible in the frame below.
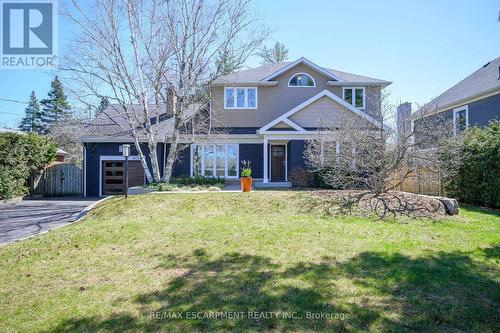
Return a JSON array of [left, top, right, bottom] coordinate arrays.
[[258, 41, 289, 64], [63, 0, 269, 183], [303, 90, 458, 218]]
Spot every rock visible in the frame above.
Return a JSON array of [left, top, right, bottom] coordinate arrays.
[[437, 197, 459, 215]]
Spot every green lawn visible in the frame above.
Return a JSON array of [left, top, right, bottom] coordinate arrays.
[[1, 192, 499, 332]]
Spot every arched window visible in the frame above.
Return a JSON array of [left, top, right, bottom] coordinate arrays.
[[288, 73, 316, 87]]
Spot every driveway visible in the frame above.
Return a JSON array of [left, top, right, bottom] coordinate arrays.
[[0, 198, 100, 245]]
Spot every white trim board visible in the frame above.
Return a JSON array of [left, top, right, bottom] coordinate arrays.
[[259, 89, 385, 133], [261, 57, 344, 82]]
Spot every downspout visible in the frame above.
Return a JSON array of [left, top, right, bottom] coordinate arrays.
[[163, 135, 167, 179]]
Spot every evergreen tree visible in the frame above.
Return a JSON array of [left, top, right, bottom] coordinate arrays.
[[19, 91, 43, 134], [258, 42, 289, 64], [41, 76, 71, 133], [95, 96, 110, 115], [215, 51, 243, 75]]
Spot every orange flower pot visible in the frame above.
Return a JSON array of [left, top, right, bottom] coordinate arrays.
[[240, 177, 252, 192]]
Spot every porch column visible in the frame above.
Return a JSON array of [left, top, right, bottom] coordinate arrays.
[[263, 138, 268, 183]]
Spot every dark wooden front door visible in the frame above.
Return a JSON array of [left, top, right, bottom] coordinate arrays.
[[271, 145, 286, 181], [102, 160, 144, 195]]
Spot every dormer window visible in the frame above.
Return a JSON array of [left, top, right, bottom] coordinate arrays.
[[288, 73, 315, 87]]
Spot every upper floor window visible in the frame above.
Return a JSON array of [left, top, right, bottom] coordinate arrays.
[[288, 73, 316, 87], [343, 87, 365, 109], [453, 105, 468, 136], [224, 87, 257, 109]]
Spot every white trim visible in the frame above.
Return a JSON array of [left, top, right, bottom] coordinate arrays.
[[259, 89, 384, 133], [224, 87, 258, 109], [327, 80, 392, 87], [83, 145, 87, 197], [453, 105, 469, 136], [99, 155, 141, 197], [288, 72, 316, 87], [342, 87, 366, 110], [190, 143, 239, 178], [261, 57, 344, 82], [212, 81, 278, 86], [263, 138, 269, 183]]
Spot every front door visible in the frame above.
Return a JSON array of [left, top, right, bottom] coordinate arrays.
[[271, 145, 286, 181]]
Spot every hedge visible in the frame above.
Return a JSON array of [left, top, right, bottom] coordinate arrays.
[[439, 120, 500, 208], [0, 132, 56, 200]]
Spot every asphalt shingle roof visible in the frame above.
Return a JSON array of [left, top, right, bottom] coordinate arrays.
[[213, 61, 390, 84], [415, 57, 500, 117]]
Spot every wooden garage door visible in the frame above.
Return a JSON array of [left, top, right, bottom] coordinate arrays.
[[102, 160, 144, 195]]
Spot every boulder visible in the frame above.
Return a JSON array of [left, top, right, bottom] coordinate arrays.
[[437, 197, 459, 215]]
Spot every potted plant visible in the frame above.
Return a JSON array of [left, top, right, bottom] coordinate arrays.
[[240, 160, 252, 192]]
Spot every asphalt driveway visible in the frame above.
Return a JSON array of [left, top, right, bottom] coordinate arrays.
[[0, 198, 100, 245]]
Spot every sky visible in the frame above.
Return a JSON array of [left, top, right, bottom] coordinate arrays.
[[0, 0, 499, 128]]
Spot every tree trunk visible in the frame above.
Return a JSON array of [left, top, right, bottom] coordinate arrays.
[[148, 140, 161, 181], [162, 125, 179, 183], [133, 137, 153, 183]]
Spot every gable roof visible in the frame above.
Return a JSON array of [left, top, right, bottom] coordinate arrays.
[[259, 89, 384, 133], [414, 57, 500, 118], [213, 58, 391, 86], [261, 57, 344, 82]]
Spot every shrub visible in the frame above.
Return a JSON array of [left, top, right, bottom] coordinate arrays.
[[172, 176, 225, 186], [438, 120, 500, 207], [0, 132, 56, 200], [288, 167, 315, 187]]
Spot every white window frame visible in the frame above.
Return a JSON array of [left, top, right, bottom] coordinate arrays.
[[224, 87, 258, 109], [287, 72, 316, 87], [453, 105, 469, 136], [342, 87, 365, 109], [190, 144, 239, 178]]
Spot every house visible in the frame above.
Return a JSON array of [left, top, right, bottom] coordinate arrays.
[[80, 57, 391, 196], [412, 57, 500, 146]]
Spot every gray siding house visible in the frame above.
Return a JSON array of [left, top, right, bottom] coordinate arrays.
[[413, 57, 500, 144], [81, 58, 390, 196]]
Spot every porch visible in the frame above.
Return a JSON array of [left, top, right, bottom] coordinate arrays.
[[222, 179, 292, 191]]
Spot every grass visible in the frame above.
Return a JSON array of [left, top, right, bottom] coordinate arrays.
[[0, 191, 499, 332]]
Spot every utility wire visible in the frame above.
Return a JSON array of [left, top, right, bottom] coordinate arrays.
[[0, 97, 28, 104]]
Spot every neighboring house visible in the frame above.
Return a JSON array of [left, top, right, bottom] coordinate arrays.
[[80, 57, 391, 196], [413, 57, 500, 146]]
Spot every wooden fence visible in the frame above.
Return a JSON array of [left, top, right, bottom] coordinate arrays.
[[393, 168, 443, 196], [34, 163, 82, 197]]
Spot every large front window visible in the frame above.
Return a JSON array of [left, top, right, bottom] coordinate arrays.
[[224, 87, 257, 109], [192, 144, 238, 178], [343, 87, 365, 109]]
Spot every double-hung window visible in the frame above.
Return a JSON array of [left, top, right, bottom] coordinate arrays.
[[224, 87, 257, 109], [343, 87, 365, 109], [191, 144, 238, 178], [453, 105, 468, 136]]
